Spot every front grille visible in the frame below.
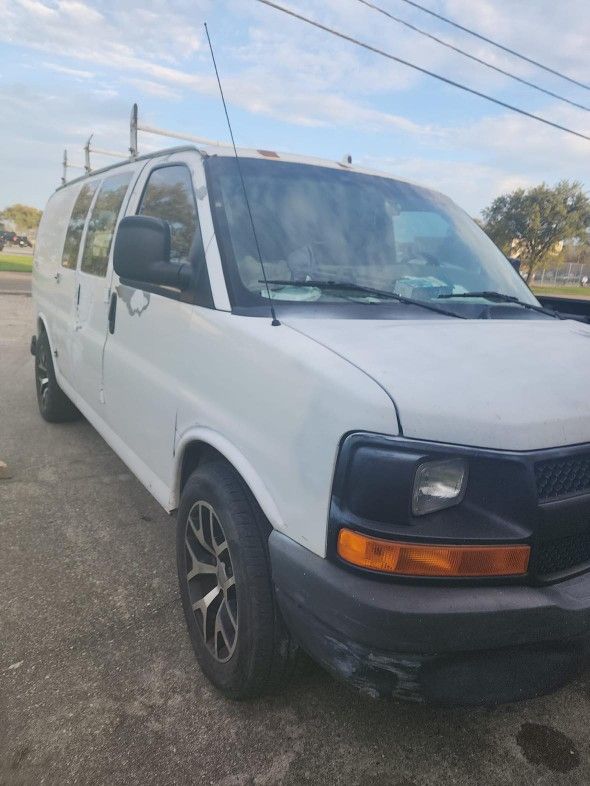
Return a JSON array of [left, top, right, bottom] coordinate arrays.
[[535, 454, 590, 501], [536, 532, 590, 577]]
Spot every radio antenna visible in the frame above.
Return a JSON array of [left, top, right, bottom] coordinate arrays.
[[204, 22, 280, 327]]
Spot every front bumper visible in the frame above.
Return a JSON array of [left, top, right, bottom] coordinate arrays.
[[270, 531, 590, 704]]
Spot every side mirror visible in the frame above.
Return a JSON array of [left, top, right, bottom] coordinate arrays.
[[507, 256, 521, 273], [113, 215, 192, 289]]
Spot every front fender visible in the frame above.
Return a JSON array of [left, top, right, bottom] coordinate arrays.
[[171, 426, 286, 531]]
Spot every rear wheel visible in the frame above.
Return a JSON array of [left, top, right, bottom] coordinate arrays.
[[177, 461, 298, 698], [35, 330, 79, 423]]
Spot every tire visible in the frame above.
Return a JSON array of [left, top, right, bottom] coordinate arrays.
[[35, 330, 80, 423], [177, 461, 299, 699]]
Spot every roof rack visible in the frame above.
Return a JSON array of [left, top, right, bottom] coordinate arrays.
[[61, 103, 229, 184], [60, 102, 353, 184], [84, 135, 128, 174], [61, 149, 85, 186], [129, 103, 226, 158]]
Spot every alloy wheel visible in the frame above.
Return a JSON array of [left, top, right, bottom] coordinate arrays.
[[184, 501, 238, 662], [36, 342, 50, 405]]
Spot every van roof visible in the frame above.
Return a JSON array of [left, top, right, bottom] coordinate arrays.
[[57, 140, 431, 195]]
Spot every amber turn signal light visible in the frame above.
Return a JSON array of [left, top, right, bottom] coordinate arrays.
[[337, 528, 530, 577]]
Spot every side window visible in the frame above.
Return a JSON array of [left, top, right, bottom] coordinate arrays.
[[138, 166, 198, 263], [61, 181, 98, 269], [81, 172, 132, 277]]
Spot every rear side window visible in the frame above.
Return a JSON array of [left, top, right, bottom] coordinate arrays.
[[61, 181, 98, 269], [138, 165, 198, 263], [81, 172, 132, 277]]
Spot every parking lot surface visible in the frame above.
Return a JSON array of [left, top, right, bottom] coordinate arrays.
[[0, 273, 31, 296], [2, 293, 590, 785]]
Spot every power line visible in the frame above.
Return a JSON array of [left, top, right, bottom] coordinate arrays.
[[356, 0, 590, 113], [396, 0, 590, 93], [255, 0, 590, 143]]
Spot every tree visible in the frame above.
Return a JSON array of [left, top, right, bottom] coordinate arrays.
[[0, 204, 43, 233], [482, 181, 590, 282]]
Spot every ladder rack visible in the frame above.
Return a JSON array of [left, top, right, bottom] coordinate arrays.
[[129, 103, 226, 158], [84, 135, 128, 174], [61, 103, 229, 184], [61, 149, 85, 186], [60, 102, 352, 184]]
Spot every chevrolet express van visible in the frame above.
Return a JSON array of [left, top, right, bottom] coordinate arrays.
[[32, 143, 590, 704]]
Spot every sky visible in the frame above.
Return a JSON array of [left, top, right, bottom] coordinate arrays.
[[0, 0, 589, 217]]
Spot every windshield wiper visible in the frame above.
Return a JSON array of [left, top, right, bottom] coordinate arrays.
[[262, 279, 468, 319], [437, 290, 563, 319]]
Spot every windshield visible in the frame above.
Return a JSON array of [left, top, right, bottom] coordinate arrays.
[[206, 157, 537, 313]]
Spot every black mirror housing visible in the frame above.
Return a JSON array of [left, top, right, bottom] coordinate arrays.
[[114, 215, 170, 279], [114, 215, 192, 290]]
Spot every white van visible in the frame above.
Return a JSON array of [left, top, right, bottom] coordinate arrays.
[[32, 142, 590, 705]]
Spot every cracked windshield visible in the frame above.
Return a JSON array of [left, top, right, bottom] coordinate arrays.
[[208, 157, 536, 308]]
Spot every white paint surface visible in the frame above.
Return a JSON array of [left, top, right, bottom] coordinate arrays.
[[284, 317, 590, 451], [32, 144, 590, 560]]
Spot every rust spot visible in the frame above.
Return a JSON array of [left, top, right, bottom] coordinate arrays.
[[516, 722, 580, 773], [258, 149, 280, 158]]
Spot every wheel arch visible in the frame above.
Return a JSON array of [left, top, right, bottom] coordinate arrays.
[[172, 428, 285, 532], [36, 312, 59, 354], [35, 313, 63, 381], [37, 312, 50, 339], [36, 313, 57, 359]]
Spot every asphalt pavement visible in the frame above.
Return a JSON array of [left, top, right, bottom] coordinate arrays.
[[2, 293, 590, 785], [0, 272, 31, 296]]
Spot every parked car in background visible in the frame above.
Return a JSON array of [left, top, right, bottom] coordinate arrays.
[[0, 230, 32, 247], [31, 142, 590, 706], [1, 230, 18, 245]]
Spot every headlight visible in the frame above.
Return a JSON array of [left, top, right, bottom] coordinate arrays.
[[412, 458, 468, 516]]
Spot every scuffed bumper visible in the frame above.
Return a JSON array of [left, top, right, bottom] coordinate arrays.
[[270, 531, 590, 705]]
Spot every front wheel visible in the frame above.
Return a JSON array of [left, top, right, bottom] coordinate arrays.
[[177, 461, 298, 699]]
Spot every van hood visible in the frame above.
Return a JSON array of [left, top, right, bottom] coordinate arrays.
[[283, 316, 590, 451]]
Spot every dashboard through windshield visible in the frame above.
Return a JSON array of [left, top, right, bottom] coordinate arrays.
[[205, 157, 537, 315]]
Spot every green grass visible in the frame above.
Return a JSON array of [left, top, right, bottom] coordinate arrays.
[[0, 255, 33, 272], [532, 285, 590, 299]]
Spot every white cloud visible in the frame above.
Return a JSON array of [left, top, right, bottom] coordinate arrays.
[[1, 0, 210, 77], [125, 78, 182, 101], [2, 0, 588, 139], [445, 0, 589, 83], [15, 0, 55, 19], [0, 0, 589, 212], [359, 154, 536, 215], [42, 62, 95, 79]]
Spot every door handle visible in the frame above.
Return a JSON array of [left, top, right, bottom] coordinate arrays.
[[108, 292, 117, 335], [54, 271, 61, 283]]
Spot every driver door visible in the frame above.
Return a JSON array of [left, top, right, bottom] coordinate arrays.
[[102, 153, 209, 505]]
